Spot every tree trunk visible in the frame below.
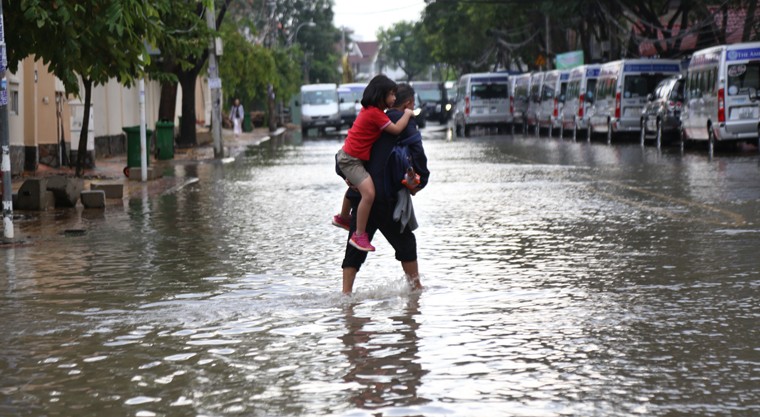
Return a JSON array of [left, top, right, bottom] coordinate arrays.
[[75, 78, 92, 177], [176, 69, 198, 148], [158, 81, 178, 122]]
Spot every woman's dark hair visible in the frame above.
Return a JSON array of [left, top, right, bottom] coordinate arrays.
[[361, 74, 397, 108], [393, 84, 415, 108]]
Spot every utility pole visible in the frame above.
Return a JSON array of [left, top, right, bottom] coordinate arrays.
[[0, 3, 13, 240], [206, 2, 223, 158], [266, 1, 276, 132]]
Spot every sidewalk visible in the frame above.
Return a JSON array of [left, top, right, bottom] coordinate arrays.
[[9, 126, 284, 199]]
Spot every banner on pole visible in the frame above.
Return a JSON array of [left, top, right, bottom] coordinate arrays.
[[556, 50, 584, 70]]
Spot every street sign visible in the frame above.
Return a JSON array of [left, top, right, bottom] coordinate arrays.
[[535, 54, 546, 67], [556, 50, 584, 69]]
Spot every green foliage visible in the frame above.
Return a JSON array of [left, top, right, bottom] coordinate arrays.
[[218, 23, 276, 110], [378, 21, 433, 81], [4, 0, 168, 95]]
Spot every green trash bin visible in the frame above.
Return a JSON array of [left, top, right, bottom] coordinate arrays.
[[122, 126, 153, 169], [154, 121, 175, 160], [243, 112, 252, 132]]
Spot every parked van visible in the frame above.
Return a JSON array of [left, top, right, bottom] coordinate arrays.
[[587, 59, 682, 142], [453, 72, 510, 137], [526, 72, 545, 133], [337, 83, 365, 128], [538, 69, 570, 136], [298, 83, 342, 136], [681, 42, 760, 151], [510, 73, 532, 133], [561, 64, 601, 140]]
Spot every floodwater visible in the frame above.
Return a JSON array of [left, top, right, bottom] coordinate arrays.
[[1, 126, 759, 416]]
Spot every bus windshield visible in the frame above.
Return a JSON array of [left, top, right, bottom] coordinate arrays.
[[623, 74, 669, 98], [727, 63, 760, 96]]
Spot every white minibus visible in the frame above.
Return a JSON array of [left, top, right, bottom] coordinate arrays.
[[298, 83, 342, 136], [337, 83, 366, 128], [538, 69, 570, 136], [453, 72, 510, 137], [561, 64, 601, 140], [587, 59, 682, 142], [681, 42, 760, 152], [510, 73, 532, 134], [526, 72, 545, 134]]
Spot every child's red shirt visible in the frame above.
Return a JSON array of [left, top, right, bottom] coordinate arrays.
[[342, 106, 391, 161]]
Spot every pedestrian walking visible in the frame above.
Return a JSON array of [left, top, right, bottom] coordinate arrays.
[[333, 75, 415, 252], [229, 98, 244, 136], [338, 83, 430, 294]]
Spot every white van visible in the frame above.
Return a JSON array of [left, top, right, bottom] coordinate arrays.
[[453, 72, 510, 137], [298, 83, 341, 136], [587, 59, 682, 142], [538, 69, 570, 136], [337, 83, 365, 128], [561, 64, 601, 140], [681, 42, 760, 152], [526, 72, 545, 134], [510, 73, 532, 134]]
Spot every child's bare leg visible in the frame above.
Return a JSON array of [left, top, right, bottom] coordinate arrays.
[[339, 193, 352, 218], [354, 176, 375, 235]]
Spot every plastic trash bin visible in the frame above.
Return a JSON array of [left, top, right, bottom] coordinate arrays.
[[154, 121, 175, 160], [122, 126, 153, 168], [243, 112, 253, 132]]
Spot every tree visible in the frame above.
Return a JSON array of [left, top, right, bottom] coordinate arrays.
[[378, 21, 433, 81], [4, 0, 167, 176], [151, 0, 231, 148]]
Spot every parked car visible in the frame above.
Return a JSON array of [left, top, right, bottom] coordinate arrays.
[[410, 81, 448, 124], [414, 92, 427, 128], [453, 72, 510, 137], [639, 74, 685, 146], [444, 80, 457, 121], [337, 83, 366, 128], [681, 41, 760, 153], [587, 59, 682, 143], [298, 83, 342, 136]]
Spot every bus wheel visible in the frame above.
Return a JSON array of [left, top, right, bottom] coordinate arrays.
[[464, 125, 471, 137], [639, 117, 647, 147], [572, 122, 577, 141], [607, 119, 613, 145], [656, 119, 663, 149]]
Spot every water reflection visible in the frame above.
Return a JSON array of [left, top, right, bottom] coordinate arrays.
[[341, 293, 429, 410]]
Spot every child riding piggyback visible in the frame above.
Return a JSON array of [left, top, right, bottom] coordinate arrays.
[[334, 75, 415, 252]]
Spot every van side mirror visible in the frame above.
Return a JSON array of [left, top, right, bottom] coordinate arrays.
[[295, 100, 300, 107], [340, 98, 345, 103], [647, 93, 655, 102]]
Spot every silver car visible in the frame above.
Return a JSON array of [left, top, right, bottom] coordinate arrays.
[[639, 74, 685, 146]]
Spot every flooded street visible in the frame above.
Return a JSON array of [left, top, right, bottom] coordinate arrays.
[[2, 127, 759, 416]]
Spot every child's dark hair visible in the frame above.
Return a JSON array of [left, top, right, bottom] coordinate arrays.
[[361, 74, 397, 109], [393, 84, 415, 108]]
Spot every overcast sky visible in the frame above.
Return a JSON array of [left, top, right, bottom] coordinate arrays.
[[332, 0, 427, 41]]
